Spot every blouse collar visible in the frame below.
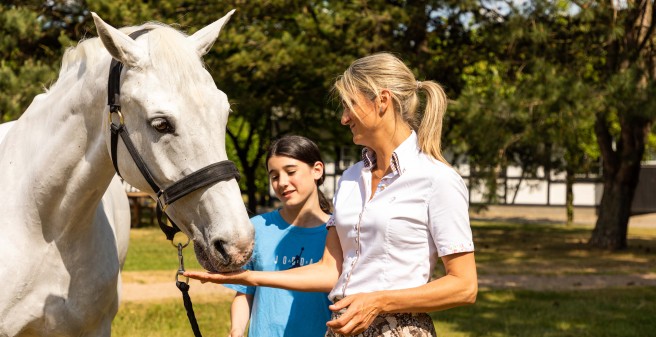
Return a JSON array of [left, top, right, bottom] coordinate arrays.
[[361, 131, 419, 176]]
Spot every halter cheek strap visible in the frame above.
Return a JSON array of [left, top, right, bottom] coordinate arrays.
[[107, 29, 150, 182]]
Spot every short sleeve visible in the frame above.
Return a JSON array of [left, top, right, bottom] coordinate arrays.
[[222, 259, 256, 295], [428, 171, 475, 257], [326, 214, 336, 228], [327, 173, 347, 229]]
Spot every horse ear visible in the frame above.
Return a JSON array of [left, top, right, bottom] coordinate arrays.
[[188, 9, 236, 57], [92, 12, 149, 68]]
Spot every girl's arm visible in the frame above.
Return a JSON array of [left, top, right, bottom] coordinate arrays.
[[229, 292, 253, 337], [326, 251, 477, 335], [185, 227, 343, 292]]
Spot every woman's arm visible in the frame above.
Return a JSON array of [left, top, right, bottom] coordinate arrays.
[[326, 251, 477, 335], [380, 251, 477, 311], [185, 227, 343, 292], [228, 292, 253, 337]]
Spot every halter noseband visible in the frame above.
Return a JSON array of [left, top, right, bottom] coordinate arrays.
[[107, 29, 240, 241]]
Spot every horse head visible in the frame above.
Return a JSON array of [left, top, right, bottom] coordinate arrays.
[[92, 11, 254, 272]]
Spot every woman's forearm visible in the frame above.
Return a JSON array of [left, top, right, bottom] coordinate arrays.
[[185, 227, 343, 292], [377, 252, 477, 313], [247, 259, 339, 292], [185, 255, 339, 292]]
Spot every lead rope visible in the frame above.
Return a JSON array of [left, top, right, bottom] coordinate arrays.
[[174, 238, 203, 337]]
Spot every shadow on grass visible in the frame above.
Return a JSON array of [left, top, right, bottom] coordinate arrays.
[[471, 221, 656, 276], [431, 287, 656, 337]]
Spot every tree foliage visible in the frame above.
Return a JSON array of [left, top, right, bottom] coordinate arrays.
[[450, 0, 656, 249], [448, 1, 600, 212], [2, 1, 654, 250]]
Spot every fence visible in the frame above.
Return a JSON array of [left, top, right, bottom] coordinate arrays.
[[122, 160, 656, 226], [324, 146, 656, 214]]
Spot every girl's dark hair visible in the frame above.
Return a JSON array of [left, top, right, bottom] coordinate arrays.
[[266, 135, 332, 214]]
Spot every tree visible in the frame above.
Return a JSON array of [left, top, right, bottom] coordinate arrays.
[[585, 1, 656, 249], [0, 1, 83, 122], [450, 0, 655, 249], [11, 0, 650, 236], [448, 1, 600, 219]]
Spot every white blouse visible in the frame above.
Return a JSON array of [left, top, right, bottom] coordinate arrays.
[[327, 132, 474, 301]]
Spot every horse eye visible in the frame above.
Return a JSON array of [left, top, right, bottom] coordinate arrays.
[[151, 117, 175, 134]]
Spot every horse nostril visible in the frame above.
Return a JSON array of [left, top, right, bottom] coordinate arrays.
[[213, 239, 229, 260]]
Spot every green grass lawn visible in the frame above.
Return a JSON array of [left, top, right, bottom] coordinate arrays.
[[114, 222, 656, 336], [472, 221, 656, 276], [122, 228, 203, 271], [113, 287, 656, 337], [432, 287, 656, 337], [113, 300, 233, 337]]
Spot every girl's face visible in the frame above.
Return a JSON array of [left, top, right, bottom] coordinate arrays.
[[267, 155, 324, 209]]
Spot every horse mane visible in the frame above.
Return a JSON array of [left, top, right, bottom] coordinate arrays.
[[54, 21, 206, 93]]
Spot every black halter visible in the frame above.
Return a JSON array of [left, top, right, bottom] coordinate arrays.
[[107, 29, 240, 241]]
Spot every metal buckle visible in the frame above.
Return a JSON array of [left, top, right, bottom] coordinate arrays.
[[108, 109, 125, 126], [156, 190, 170, 212]]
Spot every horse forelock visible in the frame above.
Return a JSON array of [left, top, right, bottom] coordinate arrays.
[[145, 26, 209, 93], [107, 23, 208, 94]]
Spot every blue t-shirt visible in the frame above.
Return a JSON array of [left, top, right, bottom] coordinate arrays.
[[225, 210, 332, 337]]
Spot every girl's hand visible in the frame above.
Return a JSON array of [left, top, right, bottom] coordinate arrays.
[[326, 292, 383, 336], [183, 269, 249, 284], [228, 329, 245, 337]]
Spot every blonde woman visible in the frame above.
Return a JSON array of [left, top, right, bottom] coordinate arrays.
[[187, 53, 477, 337]]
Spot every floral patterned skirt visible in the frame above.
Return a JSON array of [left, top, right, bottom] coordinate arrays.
[[324, 311, 437, 337]]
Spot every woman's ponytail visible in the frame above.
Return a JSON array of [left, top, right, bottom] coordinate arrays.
[[417, 80, 449, 164]]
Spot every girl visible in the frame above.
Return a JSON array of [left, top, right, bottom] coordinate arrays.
[[224, 135, 332, 337]]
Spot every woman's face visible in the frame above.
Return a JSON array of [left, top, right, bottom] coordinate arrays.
[[267, 155, 323, 209], [340, 92, 378, 147]]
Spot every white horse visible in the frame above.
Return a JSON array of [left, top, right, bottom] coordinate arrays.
[[0, 10, 254, 337]]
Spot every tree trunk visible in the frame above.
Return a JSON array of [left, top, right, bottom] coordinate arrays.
[[245, 165, 258, 214], [589, 116, 649, 250], [589, 179, 632, 249], [565, 166, 574, 226], [227, 117, 270, 216]]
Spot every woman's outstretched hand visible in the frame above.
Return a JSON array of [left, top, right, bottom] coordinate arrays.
[[183, 269, 249, 284]]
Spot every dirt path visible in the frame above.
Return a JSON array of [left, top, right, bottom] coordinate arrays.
[[121, 280, 235, 303], [120, 271, 235, 303], [477, 273, 656, 291], [470, 205, 656, 228], [120, 271, 656, 303]]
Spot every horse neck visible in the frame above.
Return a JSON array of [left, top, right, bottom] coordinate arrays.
[[7, 59, 116, 235]]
